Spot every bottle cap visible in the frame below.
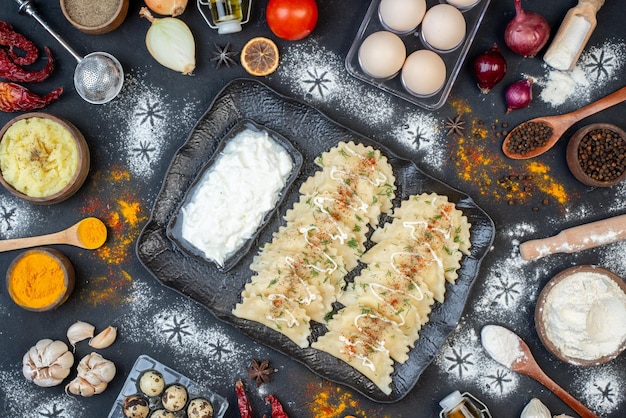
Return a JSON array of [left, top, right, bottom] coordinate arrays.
[[440, 390, 464, 412], [217, 20, 242, 34]]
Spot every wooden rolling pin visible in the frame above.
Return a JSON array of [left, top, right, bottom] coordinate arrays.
[[519, 213, 626, 260]]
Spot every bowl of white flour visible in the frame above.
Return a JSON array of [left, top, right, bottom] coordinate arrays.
[[535, 265, 626, 366]]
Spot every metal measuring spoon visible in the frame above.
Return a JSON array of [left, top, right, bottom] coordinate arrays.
[[14, 0, 124, 104]]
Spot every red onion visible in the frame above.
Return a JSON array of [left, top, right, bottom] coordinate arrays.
[[505, 0, 550, 58], [505, 78, 533, 113], [473, 44, 507, 93]]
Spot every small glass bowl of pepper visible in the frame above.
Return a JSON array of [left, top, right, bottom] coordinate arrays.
[[566, 123, 626, 187], [6, 248, 75, 312]]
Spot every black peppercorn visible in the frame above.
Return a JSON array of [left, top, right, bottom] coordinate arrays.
[[506, 122, 553, 155], [577, 128, 626, 183]]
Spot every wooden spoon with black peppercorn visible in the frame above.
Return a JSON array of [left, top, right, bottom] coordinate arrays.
[[502, 85, 626, 159]]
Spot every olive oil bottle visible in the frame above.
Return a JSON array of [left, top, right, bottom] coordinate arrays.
[[210, 0, 243, 34]]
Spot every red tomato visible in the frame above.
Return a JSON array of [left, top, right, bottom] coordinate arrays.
[[266, 0, 318, 41]]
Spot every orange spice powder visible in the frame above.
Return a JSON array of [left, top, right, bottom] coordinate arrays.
[[303, 382, 392, 418], [78, 166, 147, 305], [451, 116, 570, 206]]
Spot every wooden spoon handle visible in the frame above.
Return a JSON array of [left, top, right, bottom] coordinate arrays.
[[566, 85, 626, 122], [519, 213, 626, 260], [0, 231, 65, 252], [530, 368, 599, 418]]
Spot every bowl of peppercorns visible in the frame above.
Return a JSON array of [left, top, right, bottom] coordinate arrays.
[[566, 123, 626, 187]]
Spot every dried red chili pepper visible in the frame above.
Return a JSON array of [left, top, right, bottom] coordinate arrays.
[[235, 379, 254, 418], [0, 47, 54, 83], [0, 21, 39, 66], [265, 394, 289, 418], [0, 81, 62, 112]]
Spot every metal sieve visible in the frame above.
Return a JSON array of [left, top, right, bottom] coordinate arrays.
[[15, 0, 124, 105]]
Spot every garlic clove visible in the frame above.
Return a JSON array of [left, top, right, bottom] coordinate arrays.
[[66, 377, 95, 397], [41, 340, 71, 366], [89, 325, 117, 349], [47, 363, 72, 380], [67, 320, 95, 351], [520, 398, 551, 418]]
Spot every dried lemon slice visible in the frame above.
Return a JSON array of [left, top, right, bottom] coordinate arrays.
[[241, 37, 279, 76]]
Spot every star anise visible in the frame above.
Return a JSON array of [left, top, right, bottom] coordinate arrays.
[[246, 359, 275, 386], [445, 114, 466, 136], [210, 43, 238, 69]]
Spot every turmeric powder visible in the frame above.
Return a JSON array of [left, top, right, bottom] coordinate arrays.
[[77, 217, 107, 249], [8, 249, 73, 310]]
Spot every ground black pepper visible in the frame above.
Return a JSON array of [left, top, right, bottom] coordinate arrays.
[[506, 121, 553, 155], [64, 0, 120, 27], [577, 128, 626, 183]]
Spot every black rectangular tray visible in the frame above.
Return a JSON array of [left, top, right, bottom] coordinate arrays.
[[136, 79, 495, 402]]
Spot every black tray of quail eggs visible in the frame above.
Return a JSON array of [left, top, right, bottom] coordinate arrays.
[[107, 354, 228, 418]]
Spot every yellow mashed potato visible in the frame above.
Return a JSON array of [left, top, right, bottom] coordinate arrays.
[[0, 117, 79, 198]]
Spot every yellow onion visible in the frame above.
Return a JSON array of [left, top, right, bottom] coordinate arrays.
[[145, 0, 188, 17], [139, 7, 195, 75]]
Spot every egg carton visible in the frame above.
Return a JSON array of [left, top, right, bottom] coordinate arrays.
[[107, 354, 229, 418], [345, 0, 491, 110]]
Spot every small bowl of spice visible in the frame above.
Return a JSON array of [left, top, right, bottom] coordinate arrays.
[[535, 265, 626, 366], [0, 113, 90, 204], [6, 248, 76, 312], [566, 123, 626, 187], [60, 0, 129, 35]]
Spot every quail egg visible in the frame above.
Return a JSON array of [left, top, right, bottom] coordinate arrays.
[[122, 394, 150, 418], [187, 397, 214, 418], [149, 409, 175, 418], [138, 369, 165, 397], [161, 384, 188, 412]]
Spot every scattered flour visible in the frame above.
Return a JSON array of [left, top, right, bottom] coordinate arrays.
[[278, 39, 446, 171], [0, 370, 84, 417], [0, 195, 44, 240], [435, 321, 520, 397], [117, 279, 256, 388], [573, 364, 625, 414], [537, 40, 625, 108], [473, 222, 544, 321], [106, 70, 201, 179]]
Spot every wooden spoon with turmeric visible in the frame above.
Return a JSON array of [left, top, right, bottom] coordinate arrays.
[[0, 217, 107, 252]]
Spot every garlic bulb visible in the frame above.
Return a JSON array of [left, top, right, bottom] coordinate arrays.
[[67, 320, 95, 351], [65, 353, 116, 397], [139, 7, 195, 75], [520, 398, 551, 418], [22, 339, 74, 387], [89, 325, 117, 349]]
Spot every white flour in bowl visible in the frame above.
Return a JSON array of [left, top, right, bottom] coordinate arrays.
[[542, 271, 626, 362]]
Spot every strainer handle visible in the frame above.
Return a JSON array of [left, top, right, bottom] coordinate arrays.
[[14, 0, 84, 63]]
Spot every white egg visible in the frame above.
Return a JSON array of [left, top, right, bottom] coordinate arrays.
[[401, 49, 447, 97], [421, 4, 466, 52], [446, 0, 480, 9], [358, 31, 406, 79], [378, 0, 427, 34]]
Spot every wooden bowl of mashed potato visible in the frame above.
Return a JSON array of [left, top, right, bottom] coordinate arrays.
[[0, 113, 90, 204]]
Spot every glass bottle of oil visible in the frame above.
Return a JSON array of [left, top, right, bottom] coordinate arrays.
[[439, 391, 491, 418], [210, 0, 243, 34]]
